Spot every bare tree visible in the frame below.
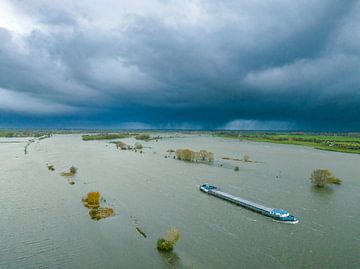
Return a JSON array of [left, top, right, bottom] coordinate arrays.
[[310, 169, 342, 187]]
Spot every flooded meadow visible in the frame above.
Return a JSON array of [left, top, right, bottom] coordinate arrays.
[[0, 133, 359, 268]]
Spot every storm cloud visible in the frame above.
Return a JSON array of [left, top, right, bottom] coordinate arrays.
[[0, 0, 359, 130]]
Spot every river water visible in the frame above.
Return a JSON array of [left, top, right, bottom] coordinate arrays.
[[0, 134, 359, 268]]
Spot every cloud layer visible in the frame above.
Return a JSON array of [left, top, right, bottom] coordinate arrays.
[[0, 0, 359, 130]]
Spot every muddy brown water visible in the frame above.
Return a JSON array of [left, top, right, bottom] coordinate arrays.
[[0, 134, 359, 268]]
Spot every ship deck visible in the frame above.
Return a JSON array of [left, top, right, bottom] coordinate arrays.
[[210, 190, 274, 213]]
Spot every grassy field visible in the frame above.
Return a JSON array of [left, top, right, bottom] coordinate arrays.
[[216, 132, 360, 154], [0, 130, 52, 138], [82, 133, 132, 141]]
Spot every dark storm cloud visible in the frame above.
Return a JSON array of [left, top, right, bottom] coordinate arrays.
[[0, 0, 359, 130]]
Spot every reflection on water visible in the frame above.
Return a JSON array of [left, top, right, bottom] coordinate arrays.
[[0, 134, 360, 268], [159, 251, 181, 268]]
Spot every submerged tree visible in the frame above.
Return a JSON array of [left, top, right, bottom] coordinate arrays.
[[70, 166, 78, 175], [134, 142, 143, 149], [82, 192, 100, 208], [310, 169, 342, 187], [243, 155, 251, 162], [175, 149, 214, 163], [157, 228, 180, 252], [115, 141, 129, 150], [135, 133, 150, 140], [60, 166, 78, 177]]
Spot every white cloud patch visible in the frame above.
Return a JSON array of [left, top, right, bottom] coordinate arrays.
[[0, 88, 77, 115], [244, 54, 360, 92], [222, 119, 294, 131]]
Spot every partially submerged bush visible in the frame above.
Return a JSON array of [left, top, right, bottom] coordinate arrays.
[[70, 166, 77, 174], [115, 141, 129, 150], [176, 149, 193, 161], [234, 166, 239, 171], [47, 164, 55, 171], [310, 169, 342, 187], [176, 149, 214, 163], [89, 207, 114, 220], [198, 150, 214, 162], [157, 239, 174, 252], [243, 155, 251, 162], [134, 142, 143, 149], [157, 228, 180, 252], [82, 192, 115, 220], [135, 133, 150, 140], [82, 192, 100, 208], [61, 166, 78, 177]]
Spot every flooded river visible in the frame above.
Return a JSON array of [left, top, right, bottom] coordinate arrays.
[[0, 134, 359, 268]]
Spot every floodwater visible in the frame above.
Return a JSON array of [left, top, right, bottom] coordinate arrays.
[[0, 134, 359, 269]]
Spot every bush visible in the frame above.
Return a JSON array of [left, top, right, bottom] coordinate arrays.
[[175, 149, 214, 163], [89, 207, 114, 220], [310, 169, 342, 187], [234, 166, 239, 171], [157, 228, 180, 252], [243, 155, 251, 162], [47, 164, 55, 171], [157, 239, 174, 252], [176, 149, 193, 162], [134, 142, 143, 149], [199, 150, 214, 162], [60, 166, 78, 177], [115, 141, 129, 150], [82, 192, 100, 208], [135, 134, 150, 140], [70, 166, 77, 174]]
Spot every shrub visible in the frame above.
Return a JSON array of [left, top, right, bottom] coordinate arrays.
[[134, 142, 143, 149], [70, 166, 77, 174], [157, 228, 180, 252], [135, 134, 150, 140], [310, 169, 342, 187], [199, 150, 214, 162], [176, 149, 214, 163], [60, 166, 78, 177], [234, 166, 239, 171], [89, 207, 114, 220], [47, 164, 55, 171], [115, 141, 128, 150], [157, 239, 174, 252], [243, 155, 251, 162], [165, 228, 180, 243], [82, 192, 100, 208], [176, 149, 193, 162]]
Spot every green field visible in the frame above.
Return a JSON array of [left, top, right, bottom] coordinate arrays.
[[216, 132, 360, 154], [81, 133, 132, 141], [0, 130, 52, 138]]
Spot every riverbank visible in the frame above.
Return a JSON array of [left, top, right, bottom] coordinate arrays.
[[216, 132, 360, 154]]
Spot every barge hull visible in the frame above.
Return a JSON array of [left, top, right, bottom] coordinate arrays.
[[209, 189, 274, 215]]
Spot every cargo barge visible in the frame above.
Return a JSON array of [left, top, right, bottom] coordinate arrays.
[[200, 184, 298, 223]]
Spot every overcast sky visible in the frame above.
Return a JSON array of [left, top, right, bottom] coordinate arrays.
[[0, 0, 359, 130]]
